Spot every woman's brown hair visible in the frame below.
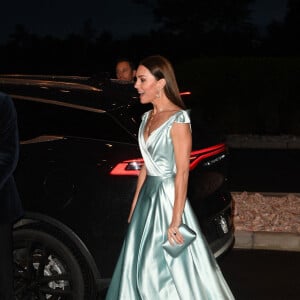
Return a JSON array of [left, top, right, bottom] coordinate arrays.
[[139, 55, 186, 109]]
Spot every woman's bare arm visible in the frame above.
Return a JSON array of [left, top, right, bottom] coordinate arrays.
[[168, 122, 192, 244]]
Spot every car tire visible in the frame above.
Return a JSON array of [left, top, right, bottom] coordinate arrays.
[[13, 226, 92, 300]]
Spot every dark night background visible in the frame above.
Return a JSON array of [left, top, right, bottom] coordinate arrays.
[[1, 0, 299, 135]]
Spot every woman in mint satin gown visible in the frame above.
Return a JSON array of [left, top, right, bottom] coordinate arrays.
[[105, 55, 234, 300]]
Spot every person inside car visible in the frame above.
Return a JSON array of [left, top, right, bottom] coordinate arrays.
[[101, 58, 139, 107], [115, 58, 136, 82]]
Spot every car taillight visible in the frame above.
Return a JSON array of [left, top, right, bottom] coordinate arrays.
[[189, 143, 226, 170], [110, 158, 144, 176], [110, 143, 226, 176]]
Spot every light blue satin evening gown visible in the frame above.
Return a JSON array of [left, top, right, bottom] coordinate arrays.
[[105, 110, 235, 299]]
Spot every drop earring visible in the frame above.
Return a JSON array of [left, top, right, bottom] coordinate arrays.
[[156, 90, 161, 98]]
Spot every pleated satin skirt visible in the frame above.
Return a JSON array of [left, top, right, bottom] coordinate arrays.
[[105, 175, 235, 300]]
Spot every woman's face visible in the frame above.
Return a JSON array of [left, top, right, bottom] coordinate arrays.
[[134, 65, 160, 104]]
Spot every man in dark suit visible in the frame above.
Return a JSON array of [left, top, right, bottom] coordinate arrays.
[[0, 92, 23, 299]]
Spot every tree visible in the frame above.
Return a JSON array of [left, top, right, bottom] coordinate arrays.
[[284, 0, 300, 50], [132, 0, 256, 56], [8, 24, 31, 48], [266, 0, 300, 55], [144, 0, 255, 38]]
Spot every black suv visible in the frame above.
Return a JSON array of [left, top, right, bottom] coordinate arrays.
[[0, 74, 234, 300]]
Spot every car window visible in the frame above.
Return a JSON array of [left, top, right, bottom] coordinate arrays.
[[13, 97, 136, 143]]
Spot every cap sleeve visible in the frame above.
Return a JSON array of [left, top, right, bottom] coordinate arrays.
[[174, 110, 191, 124]]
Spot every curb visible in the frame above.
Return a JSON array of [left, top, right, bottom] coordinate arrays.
[[234, 231, 300, 252], [231, 192, 300, 252], [225, 136, 300, 251]]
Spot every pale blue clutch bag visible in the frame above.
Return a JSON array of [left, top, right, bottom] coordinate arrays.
[[162, 224, 196, 257]]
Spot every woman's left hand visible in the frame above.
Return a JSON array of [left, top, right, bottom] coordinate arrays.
[[168, 225, 184, 245]]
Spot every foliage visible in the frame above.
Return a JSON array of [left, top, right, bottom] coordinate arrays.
[[152, 0, 254, 37], [175, 57, 300, 135], [0, 0, 299, 134]]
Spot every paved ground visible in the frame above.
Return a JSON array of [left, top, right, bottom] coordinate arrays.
[[218, 249, 300, 300]]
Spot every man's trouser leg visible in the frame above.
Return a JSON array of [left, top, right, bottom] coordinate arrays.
[[0, 223, 14, 300]]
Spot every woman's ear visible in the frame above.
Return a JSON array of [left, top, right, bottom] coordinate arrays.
[[157, 78, 166, 89]]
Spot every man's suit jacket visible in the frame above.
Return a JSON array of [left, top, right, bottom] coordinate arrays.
[[0, 92, 23, 224]]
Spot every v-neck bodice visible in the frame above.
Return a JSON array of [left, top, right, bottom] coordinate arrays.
[[138, 109, 191, 177]]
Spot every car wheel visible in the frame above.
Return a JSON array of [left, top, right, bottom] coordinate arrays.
[[13, 227, 88, 300]]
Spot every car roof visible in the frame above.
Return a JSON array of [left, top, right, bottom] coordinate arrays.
[[0, 74, 139, 112], [0, 74, 225, 148]]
